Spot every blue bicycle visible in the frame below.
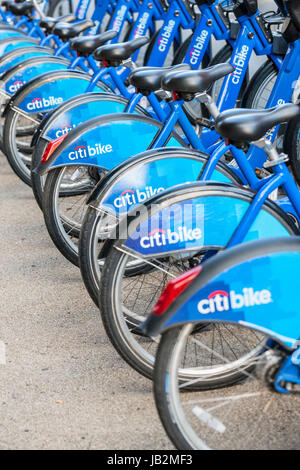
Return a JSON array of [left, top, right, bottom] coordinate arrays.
[[142, 235, 300, 449]]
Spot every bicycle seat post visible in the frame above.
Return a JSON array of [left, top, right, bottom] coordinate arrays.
[[194, 92, 219, 119], [253, 136, 289, 168]]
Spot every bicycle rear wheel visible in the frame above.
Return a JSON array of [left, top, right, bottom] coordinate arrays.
[[154, 323, 300, 450]]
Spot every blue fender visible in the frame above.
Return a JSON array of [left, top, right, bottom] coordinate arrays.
[[34, 94, 146, 142], [0, 29, 26, 40], [87, 148, 240, 216], [122, 182, 296, 258], [0, 36, 39, 55], [142, 237, 300, 350], [36, 114, 187, 174], [5, 70, 107, 114], [0, 47, 53, 76], [2, 57, 70, 96]]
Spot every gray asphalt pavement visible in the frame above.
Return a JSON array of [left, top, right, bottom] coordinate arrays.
[[0, 155, 172, 450]]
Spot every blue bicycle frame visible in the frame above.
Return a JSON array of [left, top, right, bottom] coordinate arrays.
[[199, 38, 300, 184], [87, 0, 285, 133], [39, 5, 293, 178]]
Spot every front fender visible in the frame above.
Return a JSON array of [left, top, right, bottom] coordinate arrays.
[[141, 237, 300, 350]]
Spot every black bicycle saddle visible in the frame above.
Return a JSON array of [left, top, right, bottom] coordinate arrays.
[[53, 19, 94, 42], [215, 103, 300, 143], [39, 14, 77, 34], [162, 63, 234, 101], [94, 37, 150, 66], [8, 1, 34, 16], [69, 30, 118, 57], [129, 64, 192, 95]]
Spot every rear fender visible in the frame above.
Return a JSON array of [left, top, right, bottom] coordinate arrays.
[[4, 70, 107, 115], [0, 46, 53, 75], [86, 148, 240, 217], [1, 56, 70, 97], [141, 237, 300, 350], [35, 114, 187, 174], [32, 93, 147, 143], [121, 182, 296, 258], [0, 36, 39, 55]]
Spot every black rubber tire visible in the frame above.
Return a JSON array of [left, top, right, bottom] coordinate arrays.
[[153, 327, 194, 450], [79, 207, 106, 305], [284, 115, 300, 185], [153, 325, 254, 450], [241, 60, 278, 108], [99, 244, 156, 379], [47, 0, 73, 16], [2, 111, 41, 186], [79, 206, 154, 306], [42, 167, 95, 266]]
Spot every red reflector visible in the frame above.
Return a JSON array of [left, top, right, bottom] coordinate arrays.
[[153, 265, 202, 316], [41, 134, 68, 163], [172, 91, 179, 101]]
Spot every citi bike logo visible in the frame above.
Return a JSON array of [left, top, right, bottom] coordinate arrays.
[[77, 0, 89, 19], [140, 226, 202, 249], [56, 124, 76, 138], [198, 287, 272, 314], [9, 80, 24, 93], [134, 12, 150, 37], [68, 143, 113, 160], [114, 186, 165, 208], [189, 30, 208, 65], [27, 96, 63, 111], [113, 5, 127, 32], [263, 99, 286, 141], [231, 45, 249, 85], [158, 20, 176, 52]]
